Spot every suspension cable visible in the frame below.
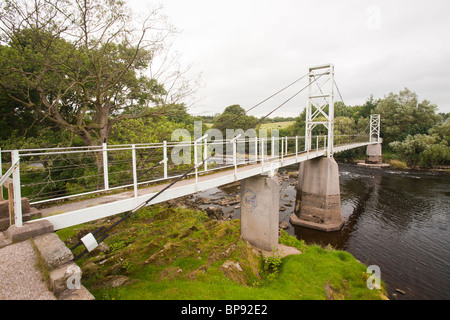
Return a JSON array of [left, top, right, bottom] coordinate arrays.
[[334, 79, 346, 107]]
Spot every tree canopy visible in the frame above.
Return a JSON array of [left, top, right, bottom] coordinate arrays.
[[212, 104, 259, 135], [374, 88, 441, 144], [0, 0, 195, 146]]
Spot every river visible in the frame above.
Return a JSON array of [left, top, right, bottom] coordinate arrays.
[[192, 162, 450, 300]]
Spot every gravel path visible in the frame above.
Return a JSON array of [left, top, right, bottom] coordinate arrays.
[[0, 240, 56, 300]]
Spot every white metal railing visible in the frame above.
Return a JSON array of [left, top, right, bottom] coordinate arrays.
[[1, 134, 373, 227]]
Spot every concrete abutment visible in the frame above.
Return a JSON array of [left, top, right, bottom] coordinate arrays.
[[290, 157, 344, 232], [366, 143, 383, 164], [240, 175, 279, 251]]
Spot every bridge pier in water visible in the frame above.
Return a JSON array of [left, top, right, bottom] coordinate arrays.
[[290, 157, 344, 232], [240, 175, 279, 251], [366, 143, 383, 164]]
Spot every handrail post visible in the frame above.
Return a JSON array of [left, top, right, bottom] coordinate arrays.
[[271, 136, 275, 159], [102, 143, 109, 190], [295, 136, 298, 161], [254, 136, 258, 164], [233, 140, 237, 175], [0, 147, 3, 201], [285, 137, 288, 155], [11, 150, 22, 227], [194, 140, 198, 184], [261, 137, 265, 166], [132, 144, 138, 202], [316, 136, 319, 155], [163, 141, 168, 179], [204, 138, 208, 172]]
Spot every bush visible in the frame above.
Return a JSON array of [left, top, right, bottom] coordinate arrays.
[[390, 159, 408, 170], [389, 131, 450, 167]]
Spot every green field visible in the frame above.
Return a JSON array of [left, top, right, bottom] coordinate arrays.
[[203, 121, 294, 130], [258, 121, 294, 130]]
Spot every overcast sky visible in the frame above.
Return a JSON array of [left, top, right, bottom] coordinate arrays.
[[129, 0, 450, 118]]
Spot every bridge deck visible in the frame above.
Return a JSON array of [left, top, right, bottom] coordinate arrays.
[[34, 141, 373, 230]]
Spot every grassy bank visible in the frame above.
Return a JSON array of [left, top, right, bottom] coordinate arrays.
[[57, 205, 386, 300]]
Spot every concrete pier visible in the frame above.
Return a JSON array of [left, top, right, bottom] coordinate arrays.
[[290, 157, 344, 232], [366, 143, 383, 164], [240, 175, 279, 251]]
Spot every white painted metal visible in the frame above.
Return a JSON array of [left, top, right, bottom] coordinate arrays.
[[102, 143, 109, 190], [36, 140, 376, 230], [0, 147, 2, 200], [370, 114, 381, 142], [163, 141, 168, 179], [11, 150, 22, 227], [81, 233, 99, 252], [305, 64, 334, 158], [3, 59, 380, 231], [132, 144, 138, 202]]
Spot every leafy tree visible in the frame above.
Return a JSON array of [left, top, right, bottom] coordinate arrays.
[[212, 105, 259, 135], [389, 119, 450, 167], [375, 88, 440, 143], [334, 116, 357, 135], [0, 0, 196, 147]]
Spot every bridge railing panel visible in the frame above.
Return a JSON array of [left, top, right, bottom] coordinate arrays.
[[1, 133, 373, 227]]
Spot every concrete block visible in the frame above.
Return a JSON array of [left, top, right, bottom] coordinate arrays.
[[0, 198, 31, 218], [0, 208, 42, 231], [291, 157, 344, 232], [366, 143, 382, 164], [240, 175, 279, 251], [33, 232, 73, 270], [58, 285, 95, 300], [6, 220, 54, 242], [49, 262, 81, 296]]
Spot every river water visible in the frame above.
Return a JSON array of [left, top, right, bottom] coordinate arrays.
[[193, 162, 450, 300]]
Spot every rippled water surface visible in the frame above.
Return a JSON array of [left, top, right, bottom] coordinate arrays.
[[195, 163, 450, 300]]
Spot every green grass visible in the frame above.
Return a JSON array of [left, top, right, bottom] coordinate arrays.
[[57, 205, 386, 300]]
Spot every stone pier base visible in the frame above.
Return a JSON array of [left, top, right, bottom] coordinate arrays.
[[290, 157, 344, 232], [366, 143, 382, 164], [240, 175, 279, 251]]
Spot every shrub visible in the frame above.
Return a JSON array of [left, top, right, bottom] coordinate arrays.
[[390, 159, 408, 170]]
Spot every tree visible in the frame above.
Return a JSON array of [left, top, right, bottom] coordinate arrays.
[[212, 105, 258, 135], [0, 0, 196, 147], [375, 88, 440, 144]]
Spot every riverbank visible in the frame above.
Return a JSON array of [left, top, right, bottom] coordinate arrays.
[[57, 196, 387, 300]]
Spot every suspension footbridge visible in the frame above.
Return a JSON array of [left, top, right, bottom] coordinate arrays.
[[1, 64, 382, 251]]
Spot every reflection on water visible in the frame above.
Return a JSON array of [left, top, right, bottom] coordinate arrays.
[[194, 163, 450, 300]]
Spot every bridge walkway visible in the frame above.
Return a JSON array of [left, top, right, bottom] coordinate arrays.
[[35, 141, 371, 230]]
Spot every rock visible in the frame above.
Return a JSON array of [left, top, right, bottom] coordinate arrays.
[[91, 242, 110, 255], [279, 206, 286, 211], [220, 260, 247, 285], [279, 221, 289, 230], [259, 244, 301, 258], [396, 288, 406, 295], [196, 197, 211, 205], [217, 195, 240, 206], [222, 260, 243, 271], [159, 266, 183, 281], [205, 206, 224, 220], [58, 285, 95, 300], [94, 275, 129, 289]]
